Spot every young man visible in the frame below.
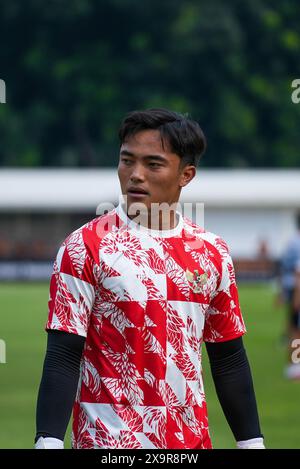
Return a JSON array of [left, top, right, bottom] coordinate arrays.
[[35, 108, 264, 449]]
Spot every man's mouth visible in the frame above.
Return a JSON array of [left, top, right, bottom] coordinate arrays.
[[127, 187, 149, 197]]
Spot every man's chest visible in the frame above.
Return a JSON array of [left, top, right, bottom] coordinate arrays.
[[96, 231, 219, 305]]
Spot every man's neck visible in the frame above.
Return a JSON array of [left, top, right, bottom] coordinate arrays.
[[126, 205, 179, 231]]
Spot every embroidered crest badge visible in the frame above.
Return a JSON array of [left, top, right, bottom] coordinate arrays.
[[186, 268, 208, 293]]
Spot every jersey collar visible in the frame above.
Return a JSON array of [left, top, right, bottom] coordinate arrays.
[[116, 203, 184, 238]]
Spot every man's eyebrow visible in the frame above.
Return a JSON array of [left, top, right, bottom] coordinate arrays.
[[120, 150, 134, 157], [144, 155, 167, 162], [120, 150, 167, 162]]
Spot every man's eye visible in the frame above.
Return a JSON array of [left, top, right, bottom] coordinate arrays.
[[121, 158, 132, 164], [149, 162, 161, 168]]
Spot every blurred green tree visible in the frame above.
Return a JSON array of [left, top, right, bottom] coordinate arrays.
[[0, 0, 300, 167]]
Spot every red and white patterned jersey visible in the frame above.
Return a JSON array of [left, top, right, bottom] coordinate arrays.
[[46, 204, 246, 449]]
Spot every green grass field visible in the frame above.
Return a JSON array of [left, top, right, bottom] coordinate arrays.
[[0, 282, 299, 449]]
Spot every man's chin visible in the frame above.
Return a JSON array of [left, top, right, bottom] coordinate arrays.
[[125, 193, 148, 204], [125, 198, 150, 216]]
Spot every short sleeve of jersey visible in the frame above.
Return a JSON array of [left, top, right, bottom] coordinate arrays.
[[203, 237, 246, 343], [46, 228, 96, 337]]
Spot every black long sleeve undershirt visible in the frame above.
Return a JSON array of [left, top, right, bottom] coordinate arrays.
[[205, 336, 262, 441], [36, 332, 262, 443], [35, 330, 85, 442]]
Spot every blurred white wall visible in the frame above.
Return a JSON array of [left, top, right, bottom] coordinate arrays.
[[204, 208, 295, 258], [1, 169, 299, 259]]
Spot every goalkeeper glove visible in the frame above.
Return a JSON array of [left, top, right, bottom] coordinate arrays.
[[35, 437, 64, 449], [237, 437, 265, 449]]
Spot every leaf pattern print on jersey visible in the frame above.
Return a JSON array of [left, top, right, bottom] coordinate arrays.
[[145, 315, 156, 327], [146, 248, 165, 274], [207, 304, 245, 337], [215, 236, 230, 260], [185, 381, 205, 407], [227, 300, 245, 334], [85, 216, 103, 232], [66, 229, 86, 277], [167, 303, 185, 352], [112, 404, 143, 433], [53, 275, 76, 330], [102, 346, 144, 405], [52, 258, 59, 275], [74, 293, 90, 333], [98, 258, 119, 284], [144, 369, 156, 387], [144, 371, 169, 405], [100, 284, 132, 303], [93, 417, 119, 449], [99, 302, 134, 336], [168, 406, 183, 435], [141, 327, 166, 365], [74, 409, 91, 449], [157, 379, 168, 405], [165, 382, 182, 407], [144, 407, 167, 448], [227, 259, 237, 284], [203, 311, 224, 342], [81, 358, 102, 400], [101, 230, 149, 270], [173, 350, 198, 381], [101, 378, 123, 402], [118, 430, 142, 449], [178, 406, 202, 437], [165, 253, 190, 299], [141, 277, 165, 301], [187, 316, 201, 356]]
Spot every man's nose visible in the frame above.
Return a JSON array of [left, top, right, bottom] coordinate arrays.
[[130, 163, 145, 182]]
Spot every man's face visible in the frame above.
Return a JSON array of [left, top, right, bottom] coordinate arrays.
[[118, 129, 195, 214]]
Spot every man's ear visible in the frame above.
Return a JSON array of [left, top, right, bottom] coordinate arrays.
[[179, 165, 196, 188]]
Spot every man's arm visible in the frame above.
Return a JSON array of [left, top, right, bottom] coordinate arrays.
[[35, 330, 85, 449], [205, 336, 265, 449]]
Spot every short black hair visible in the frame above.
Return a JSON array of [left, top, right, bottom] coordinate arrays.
[[119, 108, 206, 166]]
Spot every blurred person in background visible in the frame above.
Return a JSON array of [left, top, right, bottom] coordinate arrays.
[[34, 108, 264, 449], [278, 212, 300, 379], [288, 257, 300, 379]]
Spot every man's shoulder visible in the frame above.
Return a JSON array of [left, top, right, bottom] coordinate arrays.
[[64, 209, 118, 248], [183, 217, 229, 254]]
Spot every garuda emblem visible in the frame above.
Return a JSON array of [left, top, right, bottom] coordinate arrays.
[[186, 268, 208, 293]]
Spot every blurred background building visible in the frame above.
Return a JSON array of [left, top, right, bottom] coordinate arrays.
[[0, 168, 299, 281]]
